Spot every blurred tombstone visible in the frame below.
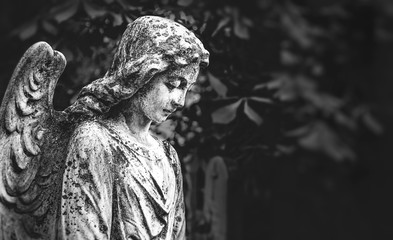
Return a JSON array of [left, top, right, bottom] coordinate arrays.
[[203, 156, 228, 240]]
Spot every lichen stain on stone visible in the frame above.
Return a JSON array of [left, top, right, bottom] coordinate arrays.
[[98, 218, 108, 234]]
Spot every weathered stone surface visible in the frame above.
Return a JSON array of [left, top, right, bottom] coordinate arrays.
[[0, 15, 209, 239]]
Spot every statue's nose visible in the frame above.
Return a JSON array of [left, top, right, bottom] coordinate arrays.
[[172, 91, 186, 109]]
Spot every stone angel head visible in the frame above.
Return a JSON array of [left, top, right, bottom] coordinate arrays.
[[66, 15, 209, 121], [0, 15, 209, 239]]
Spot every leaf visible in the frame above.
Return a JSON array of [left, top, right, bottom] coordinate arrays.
[[234, 17, 250, 39], [17, 21, 38, 40], [266, 75, 286, 89], [116, 0, 131, 9], [280, 49, 300, 65], [334, 112, 356, 130], [155, 119, 177, 139], [180, 11, 188, 22], [177, 0, 193, 7], [298, 122, 355, 161], [286, 125, 310, 137], [208, 72, 227, 97], [252, 83, 267, 91], [42, 21, 58, 35], [82, 0, 108, 19], [244, 101, 263, 125], [110, 12, 123, 26], [199, 22, 207, 33], [212, 17, 230, 37], [281, 13, 312, 48], [50, 0, 79, 23], [211, 99, 242, 124], [267, 75, 297, 101], [61, 48, 74, 62], [185, 91, 201, 108], [249, 97, 273, 104], [363, 112, 383, 134]]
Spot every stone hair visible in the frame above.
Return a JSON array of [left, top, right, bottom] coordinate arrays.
[[65, 15, 209, 119]]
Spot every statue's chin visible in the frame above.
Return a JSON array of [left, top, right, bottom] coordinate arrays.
[[149, 114, 167, 124], [153, 117, 167, 124]]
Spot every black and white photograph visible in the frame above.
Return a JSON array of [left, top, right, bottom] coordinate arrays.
[[0, 0, 392, 239]]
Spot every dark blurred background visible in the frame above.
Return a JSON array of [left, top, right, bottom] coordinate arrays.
[[1, 0, 393, 239]]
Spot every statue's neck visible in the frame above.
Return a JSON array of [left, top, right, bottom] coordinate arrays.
[[107, 111, 155, 147], [125, 112, 152, 137]]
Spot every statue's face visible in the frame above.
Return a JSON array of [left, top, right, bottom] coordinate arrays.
[[135, 64, 200, 123]]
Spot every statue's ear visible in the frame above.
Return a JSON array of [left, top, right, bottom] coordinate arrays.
[[0, 42, 67, 239]]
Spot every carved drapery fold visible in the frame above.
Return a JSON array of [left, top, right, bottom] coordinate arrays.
[[60, 121, 186, 240]]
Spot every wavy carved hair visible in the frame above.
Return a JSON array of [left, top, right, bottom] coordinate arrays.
[[65, 15, 209, 119]]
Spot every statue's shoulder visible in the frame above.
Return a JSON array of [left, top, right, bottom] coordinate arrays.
[[163, 140, 178, 156], [73, 120, 107, 136], [69, 120, 113, 148], [158, 138, 181, 166]]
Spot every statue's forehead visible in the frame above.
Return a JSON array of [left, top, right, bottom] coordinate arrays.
[[169, 63, 199, 78]]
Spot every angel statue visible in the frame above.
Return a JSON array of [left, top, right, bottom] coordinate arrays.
[[0, 15, 209, 240]]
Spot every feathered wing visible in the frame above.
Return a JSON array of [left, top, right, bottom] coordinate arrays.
[[0, 42, 68, 239]]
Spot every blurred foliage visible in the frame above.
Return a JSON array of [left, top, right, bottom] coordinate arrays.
[[0, 0, 392, 239]]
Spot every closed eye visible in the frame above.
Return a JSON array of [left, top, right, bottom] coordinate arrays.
[[165, 78, 187, 90]]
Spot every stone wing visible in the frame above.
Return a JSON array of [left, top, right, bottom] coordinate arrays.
[[0, 42, 67, 239]]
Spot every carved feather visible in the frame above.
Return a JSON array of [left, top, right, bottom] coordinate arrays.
[[0, 42, 67, 239]]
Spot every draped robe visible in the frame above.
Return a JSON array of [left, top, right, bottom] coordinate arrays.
[[59, 120, 186, 240]]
